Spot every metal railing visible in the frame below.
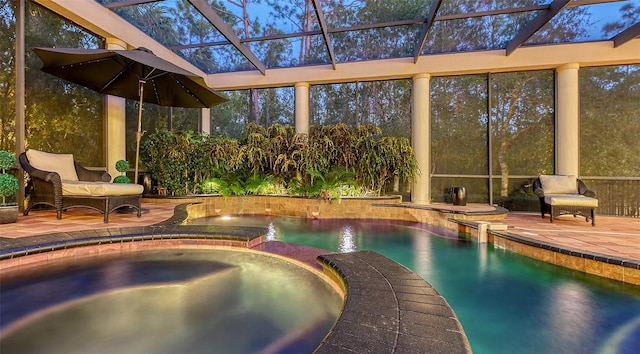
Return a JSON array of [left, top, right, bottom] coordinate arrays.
[[430, 175, 640, 217], [582, 177, 640, 218]]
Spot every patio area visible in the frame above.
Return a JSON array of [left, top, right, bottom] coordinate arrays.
[[2, 200, 640, 353], [1, 201, 639, 266]]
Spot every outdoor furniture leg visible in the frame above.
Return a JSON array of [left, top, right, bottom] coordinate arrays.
[[104, 198, 109, 223]]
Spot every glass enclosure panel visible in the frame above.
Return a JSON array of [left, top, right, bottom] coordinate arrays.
[[431, 177, 489, 204], [126, 103, 168, 164], [252, 87, 294, 127], [209, 87, 294, 139], [220, 0, 320, 37], [332, 25, 421, 62], [23, 2, 104, 167], [492, 177, 539, 212], [101, 0, 187, 47], [357, 80, 412, 137], [170, 107, 200, 133], [431, 75, 488, 175], [437, 0, 551, 15], [322, 0, 430, 28], [525, 2, 640, 46], [490, 70, 555, 183], [178, 44, 255, 74], [311, 83, 357, 126], [423, 12, 537, 55], [252, 35, 331, 68], [0, 2, 16, 151], [210, 90, 251, 139], [580, 65, 640, 177], [310, 80, 411, 137]]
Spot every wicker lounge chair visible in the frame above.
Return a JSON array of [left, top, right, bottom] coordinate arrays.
[[19, 150, 143, 223], [533, 175, 597, 226]]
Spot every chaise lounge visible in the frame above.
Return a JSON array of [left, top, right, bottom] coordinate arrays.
[[533, 174, 598, 226], [19, 149, 144, 223]]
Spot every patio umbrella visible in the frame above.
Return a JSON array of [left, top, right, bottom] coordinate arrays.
[[33, 47, 228, 183]]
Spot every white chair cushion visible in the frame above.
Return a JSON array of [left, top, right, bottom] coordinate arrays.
[[544, 194, 598, 207], [539, 175, 578, 194], [62, 181, 143, 196], [26, 149, 79, 181]]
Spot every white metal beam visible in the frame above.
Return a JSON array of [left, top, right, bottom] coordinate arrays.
[[207, 39, 640, 90]]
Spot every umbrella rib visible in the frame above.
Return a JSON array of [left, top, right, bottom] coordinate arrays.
[[172, 75, 209, 107], [149, 80, 161, 105], [98, 57, 137, 93]]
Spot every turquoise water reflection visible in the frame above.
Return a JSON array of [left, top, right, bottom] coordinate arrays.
[[192, 216, 640, 354]]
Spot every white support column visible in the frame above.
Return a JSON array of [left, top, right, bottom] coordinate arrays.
[[105, 38, 127, 181], [295, 82, 310, 134], [411, 73, 431, 204], [556, 63, 580, 177], [104, 38, 128, 183], [201, 108, 211, 135]]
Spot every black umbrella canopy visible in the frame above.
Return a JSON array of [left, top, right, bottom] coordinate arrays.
[[34, 46, 228, 183], [33, 47, 228, 108]]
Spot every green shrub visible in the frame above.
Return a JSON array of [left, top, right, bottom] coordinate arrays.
[[113, 175, 131, 184], [0, 150, 19, 206], [115, 160, 130, 173], [0, 150, 16, 172]]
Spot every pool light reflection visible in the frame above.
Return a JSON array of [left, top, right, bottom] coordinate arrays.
[[266, 222, 277, 241], [339, 225, 356, 253]]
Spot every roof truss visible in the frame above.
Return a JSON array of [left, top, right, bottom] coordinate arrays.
[[413, 0, 442, 63], [506, 0, 571, 56], [312, 0, 336, 69], [613, 22, 640, 47], [188, 0, 266, 74]]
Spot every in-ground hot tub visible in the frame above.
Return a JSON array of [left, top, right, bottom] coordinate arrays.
[[0, 248, 343, 354]]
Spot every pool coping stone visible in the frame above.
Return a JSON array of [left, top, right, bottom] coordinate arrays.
[[451, 218, 640, 270], [315, 250, 472, 354]]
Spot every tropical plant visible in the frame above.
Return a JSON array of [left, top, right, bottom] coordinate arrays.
[[203, 172, 245, 198], [140, 123, 419, 197], [290, 167, 359, 200], [0, 150, 19, 206], [245, 174, 288, 195]]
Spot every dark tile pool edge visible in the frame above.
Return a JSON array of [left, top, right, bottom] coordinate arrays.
[[494, 230, 640, 270], [0, 224, 266, 260], [451, 218, 640, 270], [315, 251, 472, 354]]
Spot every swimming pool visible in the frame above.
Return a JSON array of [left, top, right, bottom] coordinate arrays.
[[0, 249, 343, 354], [190, 215, 640, 354]]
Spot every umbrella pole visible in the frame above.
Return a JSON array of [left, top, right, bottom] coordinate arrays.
[[134, 80, 145, 184]]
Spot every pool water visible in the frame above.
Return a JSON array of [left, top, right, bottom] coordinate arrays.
[[0, 249, 342, 354], [191, 215, 640, 354]]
